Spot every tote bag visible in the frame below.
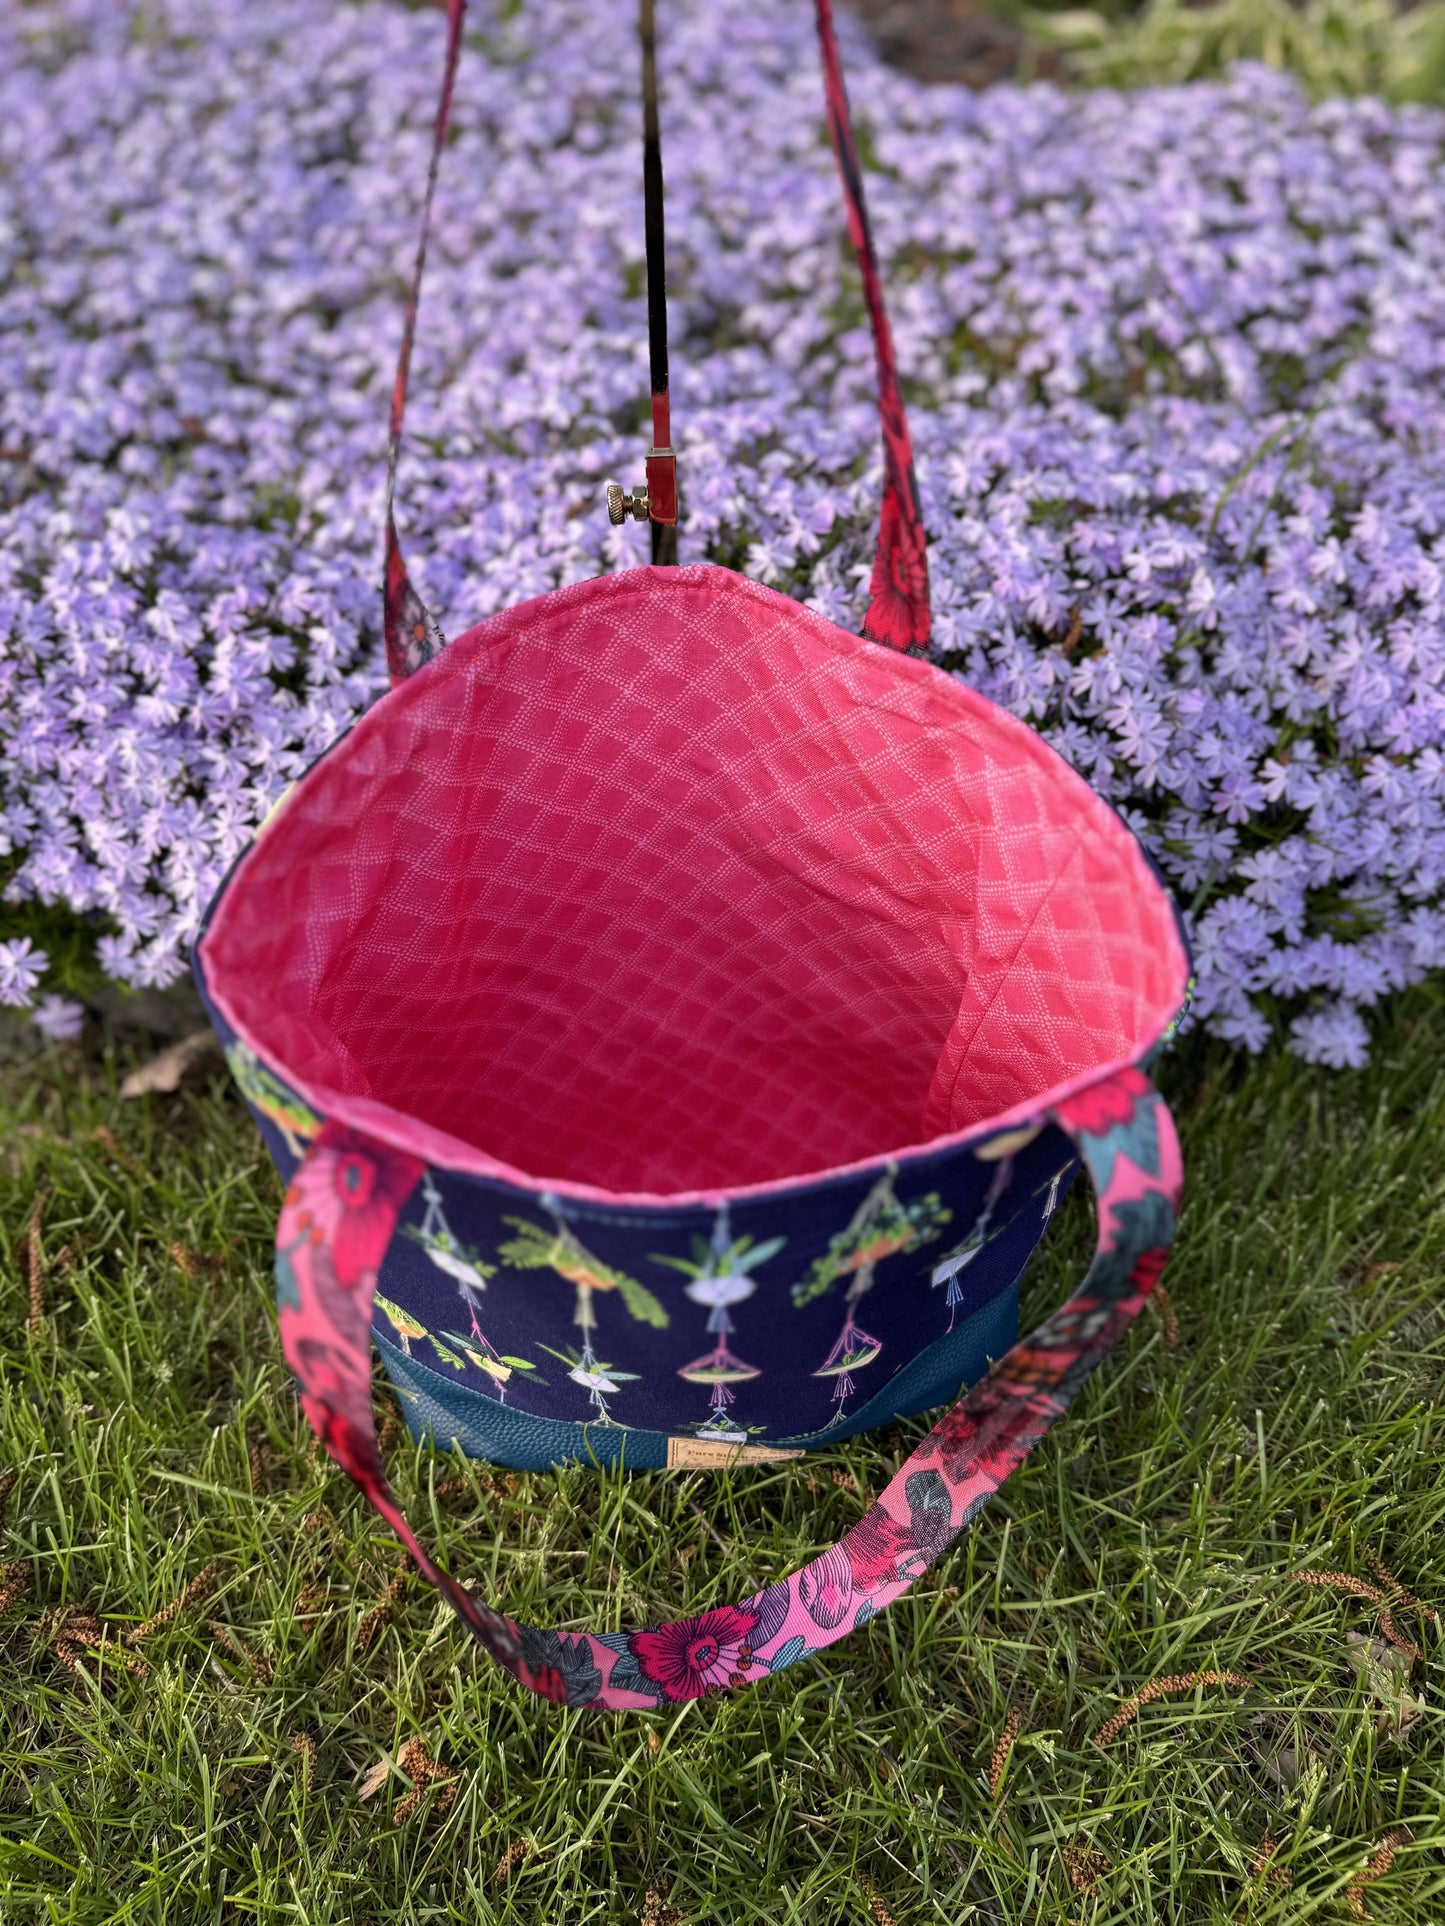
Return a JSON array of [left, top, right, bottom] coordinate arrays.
[[194, 0, 1191, 1709]]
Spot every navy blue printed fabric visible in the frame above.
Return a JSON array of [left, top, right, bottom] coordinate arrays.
[[202, 980, 1076, 1457]]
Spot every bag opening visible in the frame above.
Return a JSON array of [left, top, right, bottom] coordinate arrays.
[[200, 567, 1188, 1197]]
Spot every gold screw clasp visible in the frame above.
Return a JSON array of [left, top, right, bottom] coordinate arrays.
[[606, 482, 651, 525]]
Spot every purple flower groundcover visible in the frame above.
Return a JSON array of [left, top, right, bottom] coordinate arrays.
[[1, 0, 1442, 1068]]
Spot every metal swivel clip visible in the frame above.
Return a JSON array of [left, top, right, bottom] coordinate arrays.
[[606, 482, 651, 525]]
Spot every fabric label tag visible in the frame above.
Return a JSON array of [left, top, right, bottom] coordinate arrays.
[[666, 1437, 806, 1469]]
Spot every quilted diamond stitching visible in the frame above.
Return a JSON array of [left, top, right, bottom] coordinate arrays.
[[202, 566, 1186, 1195]]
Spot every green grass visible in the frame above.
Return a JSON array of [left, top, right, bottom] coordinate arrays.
[[1019, 0, 1445, 101], [0, 989, 1442, 1925]]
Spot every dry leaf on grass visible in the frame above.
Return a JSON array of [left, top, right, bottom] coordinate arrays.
[[356, 1756, 392, 1801], [1259, 1738, 1324, 1794], [119, 1029, 221, 1097], [1344, 1632, 1426, 1743]]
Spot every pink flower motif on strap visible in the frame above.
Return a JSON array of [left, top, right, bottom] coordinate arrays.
[[284, 1126, 424, 1289], [629, 1605, 760, 1701], [1051, 1064, 1151, 1140]]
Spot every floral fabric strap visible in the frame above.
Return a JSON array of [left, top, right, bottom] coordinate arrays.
[[814, 0, 930, 652], [273, 1068, 1181, 1708], [381, 0, 931, 684]]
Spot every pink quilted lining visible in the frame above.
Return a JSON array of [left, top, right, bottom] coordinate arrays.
[[200, 566, 1188, 1200]]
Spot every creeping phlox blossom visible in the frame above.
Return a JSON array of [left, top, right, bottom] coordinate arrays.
[[30, 992, 84, 1042], [0, 0, 1442, 1067], [0, 938, 47, 1007]]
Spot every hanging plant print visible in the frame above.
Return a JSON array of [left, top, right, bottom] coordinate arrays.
[[224, 1041, 320, 1158], [405, 1175, 496, 1333], [498, 1206, 668, 1330], [440, 1331, 548, 1403], [929, 1131, 1074, 1332], [498, 1199, 667, 1422], [813, 1314, 884, 1424], [930, 1154, 1017, 1331], [371, 1294, 473, 1377], [792, 1171, 950, 1310], [652, 1207, 784, 1444], [398, 1174, 545, 1405], [795, 1169, 950, 1424], [1039, 1162, 1069, 1221], [537, 1345, 640, 1425], [374, 1291, 427, 1358]]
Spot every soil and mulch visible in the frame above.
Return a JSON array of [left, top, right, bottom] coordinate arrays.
[[846, 0, 1064, 85]]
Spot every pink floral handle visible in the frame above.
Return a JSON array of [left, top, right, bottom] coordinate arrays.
[[381, 0, 465, 685], [815, 0, 931, 653], [273, 1067, 1181, 1708], [380, 0, 931, 685]]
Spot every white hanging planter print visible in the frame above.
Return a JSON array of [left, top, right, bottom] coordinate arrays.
[[931, 1154, 1015, 1330], [399, 1174, 546, 1405], [654, 1207, 783, 1443], [929, 1149, 1074, 1330], [530, 1346, 641, 1426]]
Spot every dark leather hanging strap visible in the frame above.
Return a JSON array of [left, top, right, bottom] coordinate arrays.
[[381, 0, 931, 684]]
